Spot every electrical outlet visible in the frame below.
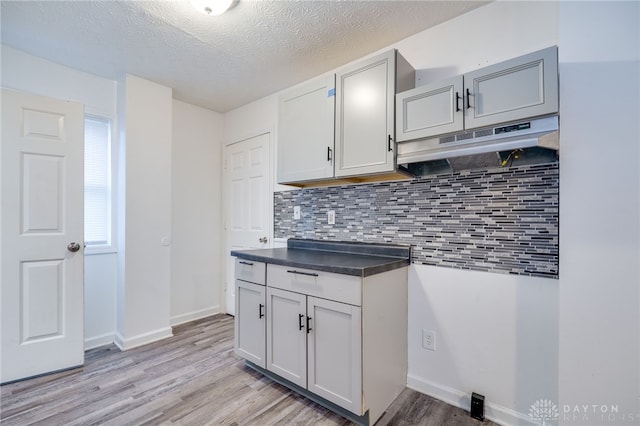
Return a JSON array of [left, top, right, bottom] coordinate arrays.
[[293, 206, 301, 220], [327, 210, 335, 225], [422, 329, 436, 351]]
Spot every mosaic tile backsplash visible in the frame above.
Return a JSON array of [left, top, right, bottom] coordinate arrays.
[[274, 163, 559, 278]]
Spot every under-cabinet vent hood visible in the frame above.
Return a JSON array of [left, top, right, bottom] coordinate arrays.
[[397, 116, 559, 167]]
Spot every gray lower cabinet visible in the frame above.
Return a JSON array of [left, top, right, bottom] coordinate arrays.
[[396, 46, 558, 141], [306, 295, 362, 413], [234, 279, 266, 368], [266, 286, 362, 414], [265, 287, 307, 387], [235, 260, 408, 425], [234, 259, 266, 368]]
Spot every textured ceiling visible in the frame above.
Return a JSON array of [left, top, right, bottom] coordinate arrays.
[[1, 0, 488, 113]]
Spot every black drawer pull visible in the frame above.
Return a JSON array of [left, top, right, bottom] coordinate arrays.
[[259, 304, 264, 319], [455, 91, 461, 112], [298, 314, 304, 331], [239, 261, 253, 266], [466, 88, 472, 110], [306, 316, 312, 334], [286, 270, 319, 277]]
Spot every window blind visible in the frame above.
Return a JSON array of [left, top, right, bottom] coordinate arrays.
[[84, 116, 111, 246]]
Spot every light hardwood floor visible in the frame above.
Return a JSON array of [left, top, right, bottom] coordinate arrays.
[[1, 314, 496, 426]]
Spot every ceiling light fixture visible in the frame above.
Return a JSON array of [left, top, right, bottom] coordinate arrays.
[[190, 0, 235, 16]]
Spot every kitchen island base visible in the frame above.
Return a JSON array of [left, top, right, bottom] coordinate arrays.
[[232, 239, 410, 426]]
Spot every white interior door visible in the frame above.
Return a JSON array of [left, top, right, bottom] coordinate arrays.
[[224, 133, 271, 315], [1, 89, 85, 383]]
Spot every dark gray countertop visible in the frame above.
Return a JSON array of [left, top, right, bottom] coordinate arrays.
[[231, 239, 411, 277]]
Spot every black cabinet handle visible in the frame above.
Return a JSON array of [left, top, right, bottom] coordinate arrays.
[[298, 314, 304, 331], [455, 91, 461, 112], [466, 88, 472, 110], [388, 134, 393, 152], [286, 270, 319, 277], [239, 261, 253, 266], [306, 316, 312, 334], [327, 146, 332, 162], [259, 304, 264, 319]]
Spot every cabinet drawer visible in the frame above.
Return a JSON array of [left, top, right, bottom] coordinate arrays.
[[267, 264, 361, 306], [235, 258, 266, 285]]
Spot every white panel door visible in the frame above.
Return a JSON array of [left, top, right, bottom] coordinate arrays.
[[234, 280, 266, 368], [266, 287, 307, 388], [1, 89, 85, 383], [307, 297, 362, 414], [224, 133, 271, 315]]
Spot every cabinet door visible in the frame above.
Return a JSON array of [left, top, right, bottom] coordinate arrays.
[[464, 46, 558, 129], [335, 50, 396, 177], [234, 280, 266, 368], [307, 297, 362, 414], [396, 75, 464, 142], [277, 74, 335, 184], [266, 287, 307, 388]]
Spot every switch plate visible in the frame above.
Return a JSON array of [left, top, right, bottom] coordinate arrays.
[[327, 210, 335, 225], [293, 206, 301, 220], [422, 329, 436, 351]]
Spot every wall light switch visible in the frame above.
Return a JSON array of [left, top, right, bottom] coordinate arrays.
[[327, 210, 335, 225], [294, 206, 301, 220]]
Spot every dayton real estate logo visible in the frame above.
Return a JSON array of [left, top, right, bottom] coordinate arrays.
[[529, 399, 560, 425]]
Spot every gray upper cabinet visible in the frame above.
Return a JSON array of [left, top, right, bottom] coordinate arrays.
[[464, 46, 558, 129], [335, 50, 415, 178], [396, 75, 464, 142], [396, 46, 558, 141], [277, 74, 335, 184]]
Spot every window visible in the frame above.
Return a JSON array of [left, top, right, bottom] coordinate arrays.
[[84, 115, 112, 249]]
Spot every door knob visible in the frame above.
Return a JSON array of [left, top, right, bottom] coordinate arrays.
[[259, 237, 268, 244], [67, 242, 81, 253]]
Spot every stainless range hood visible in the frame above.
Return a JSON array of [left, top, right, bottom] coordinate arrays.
[[397, 116, 559, 175]]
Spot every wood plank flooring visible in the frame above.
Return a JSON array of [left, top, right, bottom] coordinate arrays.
[[1, 314, 497, 426]]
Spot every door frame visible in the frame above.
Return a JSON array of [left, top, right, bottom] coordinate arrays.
[[221, 129, 274, 314]]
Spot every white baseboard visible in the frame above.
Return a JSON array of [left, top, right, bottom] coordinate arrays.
[[84, 332, 115, 350], [407, 374, 538, 426], [114, 326, 173, 351], [170, 305, 221, 326]]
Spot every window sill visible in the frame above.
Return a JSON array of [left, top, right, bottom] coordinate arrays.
[[84, 246, 117, 256]]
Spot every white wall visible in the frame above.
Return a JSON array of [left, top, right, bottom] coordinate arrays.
[[170, 99, 224, 325], [558, 2, 640, 424], [223, 2, 626, 425], [84, 254, 117, 349], [2, 46, 228, 350], [407, 266, 558, 424], [1, 45, 119, 349], [223, 95, 276, 147], [396, 3, 561, 425], [115, 74, 173, 349], [0, 45, 116, 117]]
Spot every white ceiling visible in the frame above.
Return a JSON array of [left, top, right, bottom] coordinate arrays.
[[1, 0, 488, 113]]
